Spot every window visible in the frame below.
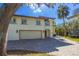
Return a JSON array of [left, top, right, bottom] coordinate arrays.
[[21, 18, 27, 24], [11, 18, 16, 24], [45, 19, 50, 26], [36, 20, 41, 25]]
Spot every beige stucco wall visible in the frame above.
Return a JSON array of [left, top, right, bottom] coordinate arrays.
[[49, 19, 54, 37], [7, 16, 54, 40]]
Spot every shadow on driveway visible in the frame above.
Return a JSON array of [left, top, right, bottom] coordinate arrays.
[[7, 38, 73, 53]]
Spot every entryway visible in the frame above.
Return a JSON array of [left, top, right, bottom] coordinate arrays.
[[45, 30, 50, 38]]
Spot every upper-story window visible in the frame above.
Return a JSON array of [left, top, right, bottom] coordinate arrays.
[[10, 18, 16, 24], [36, 20, 41, 25], [21, 18, 27, 25], [45, 19, 50, 26]]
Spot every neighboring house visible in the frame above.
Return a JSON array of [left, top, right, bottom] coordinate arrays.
[[7, 15, 55, 40], [52, 20, 56, 35], [67, 14, 79, 37]]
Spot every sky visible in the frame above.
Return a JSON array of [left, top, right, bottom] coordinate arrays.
[[0, 3, 79, 25]]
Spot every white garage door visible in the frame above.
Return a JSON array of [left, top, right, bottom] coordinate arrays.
[[19, 30, 42, 39]]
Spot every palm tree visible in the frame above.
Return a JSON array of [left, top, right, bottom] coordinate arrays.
[[0, 3, 54, 56], [57, 4, 69, 36]]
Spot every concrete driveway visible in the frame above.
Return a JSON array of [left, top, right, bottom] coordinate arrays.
[[48, 36, 79, 56], [7, 37, 72, 53], [48, 44, 79, 56]]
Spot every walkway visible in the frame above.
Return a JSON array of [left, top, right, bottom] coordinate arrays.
[[54, 36, 78, 44]]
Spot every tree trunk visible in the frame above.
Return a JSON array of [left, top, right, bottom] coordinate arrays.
[[62, 18, 67, 36], [0, 3, 21, 56]]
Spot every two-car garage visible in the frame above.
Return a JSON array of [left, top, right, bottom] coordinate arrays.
[[19, 30, 42, 39]]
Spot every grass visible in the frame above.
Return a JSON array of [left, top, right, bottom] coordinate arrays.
[[8, 53, 50, 56], [7, 50, 53, 56], [63, 36, 79, 42], [25, 53, 51, 56]]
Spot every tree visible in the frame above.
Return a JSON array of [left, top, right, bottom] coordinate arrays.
[[57, 4, 69, 36], [0, 3, 55, 56], [0, 3, 21, 56]]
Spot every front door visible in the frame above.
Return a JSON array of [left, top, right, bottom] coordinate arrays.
[[45, 30, 50, 38]]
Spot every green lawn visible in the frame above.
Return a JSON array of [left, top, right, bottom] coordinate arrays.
[[7, 50, 53, 56], [63, 36, 79, 42], [25, 53, 51, 56], [8, 53, 52, 56]]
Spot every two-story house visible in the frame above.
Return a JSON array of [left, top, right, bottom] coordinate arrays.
[[7, 15, 55, 40], [67, 14, 79, 37]]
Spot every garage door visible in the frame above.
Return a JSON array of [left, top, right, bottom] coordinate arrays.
[[19, 30, 42, 39]]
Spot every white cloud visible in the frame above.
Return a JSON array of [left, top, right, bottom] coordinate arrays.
[[30, 4, 36, 10], [29, 4, 45, 13], [41, 4, 45, 7], [30, 4, 39, 10], [33, 8, 42, 13]]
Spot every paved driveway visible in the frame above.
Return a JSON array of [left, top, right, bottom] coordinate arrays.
[[47, 37, 79, 56], [7, 38, 72, 53], [48, 44, 79, 56]]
